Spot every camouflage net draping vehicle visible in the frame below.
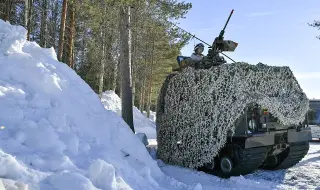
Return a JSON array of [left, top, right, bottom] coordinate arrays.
[[156, 10, 312, 178]]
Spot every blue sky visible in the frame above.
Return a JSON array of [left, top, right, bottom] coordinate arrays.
[[177, 0, 320, 99]]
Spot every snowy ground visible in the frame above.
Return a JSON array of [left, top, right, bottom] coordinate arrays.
[[1, 20, 319, 190], [156, 142, 320, 190], [311, 125, 320, 139]]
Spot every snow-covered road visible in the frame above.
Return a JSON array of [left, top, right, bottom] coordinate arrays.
[[155, 142, 320, 190]]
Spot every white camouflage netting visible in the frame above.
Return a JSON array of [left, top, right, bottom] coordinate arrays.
[[156, 62, 309, 169]]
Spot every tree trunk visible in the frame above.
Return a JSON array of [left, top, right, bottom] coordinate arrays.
[[116, 56, 122, 98], [67, 0, 75, 68], [98, 30, 105, 96], [81, 25, 86, 67], [24, 0, 28, 27], [8, 2, 17, 24], [131, 35, 136, 106], [58, 0, 67, 62], [0, 0, 6, 20], [26, 0, 32, 41], [139, 32, 149, 112], [40, 0, 48, 47], [72, 45, 75, 68], [5, 0, 10, 21], [146, 79, 153, 118], [119, 5, 134, 132], [146, 35, 155, 118], [139, 56, 147, 112], [105, 36, 113, 90], [131, 6, 137, 106], [139, 75, 146, 112], [49, 1, 59, 48], [111, 56, 119, 92]]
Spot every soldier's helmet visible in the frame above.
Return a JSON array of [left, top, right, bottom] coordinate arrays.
[[194, 43, 204, 53]]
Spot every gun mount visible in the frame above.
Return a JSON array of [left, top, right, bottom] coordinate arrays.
[[175, 9, 238, 71]]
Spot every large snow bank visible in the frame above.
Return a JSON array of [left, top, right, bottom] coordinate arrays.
[[101, 91, 157, 139], [0, 20, 189, 190]]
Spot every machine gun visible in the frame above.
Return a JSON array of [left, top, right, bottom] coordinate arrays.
[[206, 9, 238, 64], [175, 9, 238, 71]]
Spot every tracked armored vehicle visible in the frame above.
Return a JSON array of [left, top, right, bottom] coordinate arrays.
[[156, 10, 312, 178]]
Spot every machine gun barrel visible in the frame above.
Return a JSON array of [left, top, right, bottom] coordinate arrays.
[[219, 9, 234, 39]]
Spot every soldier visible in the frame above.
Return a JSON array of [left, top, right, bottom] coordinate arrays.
[[190, 43, 205, 61]]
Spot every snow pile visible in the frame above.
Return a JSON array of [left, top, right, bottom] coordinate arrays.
[[0, 20, 188, 190], [143, 111, 156, 122], [100, 91, 122, 115], [101, 90, 157, 139], [0, 177, 28, 190]]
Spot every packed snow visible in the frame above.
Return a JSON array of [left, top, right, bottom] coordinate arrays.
[[157, 142, 320, 190], [0, 19, 320, 190], [101, 91, 157, 140]]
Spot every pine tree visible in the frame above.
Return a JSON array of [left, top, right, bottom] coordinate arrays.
[[309, 20, 320, 39]]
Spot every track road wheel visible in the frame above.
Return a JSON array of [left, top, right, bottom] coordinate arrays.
[[209, 145, 267, 178], [204, 160, 215, 170], [263, 155, 279, 169], [261, 141, 309, 170], [220, 156, 233, 174], [261, 151, 285, 170]]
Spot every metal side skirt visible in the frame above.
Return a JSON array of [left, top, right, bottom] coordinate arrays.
[[245, 132, 275, 148], [287, 127, 312, 143]]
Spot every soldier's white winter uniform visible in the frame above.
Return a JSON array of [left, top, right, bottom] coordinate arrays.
[[190, 53, 204, 61]]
